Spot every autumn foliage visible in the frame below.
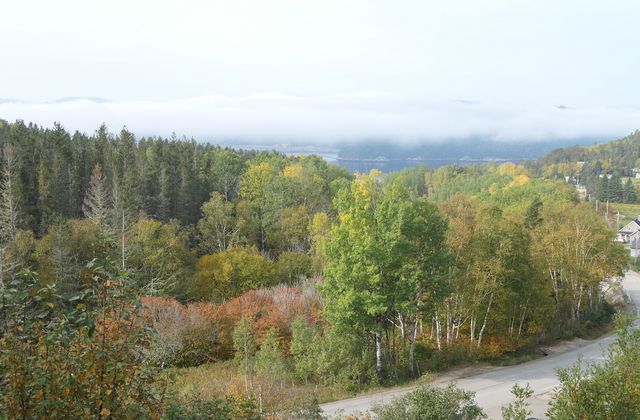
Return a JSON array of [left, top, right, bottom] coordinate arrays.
[[0, 262, 166, 419], [142, 279, 322, 367]]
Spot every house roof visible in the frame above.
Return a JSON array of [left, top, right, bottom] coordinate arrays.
[[618, 219, 640, 235]]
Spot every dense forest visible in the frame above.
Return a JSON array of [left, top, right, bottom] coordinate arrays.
[[0, 118, 630, 418], [0, 118, 352, 300]]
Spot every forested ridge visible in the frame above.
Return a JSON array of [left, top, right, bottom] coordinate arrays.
[[0, 118, 352, 300], [534, 130, 640, 174], [337, 137, 598, 160], [0, 118, 350, 233], [0, 118, 630, 418], [528, 130, 640, 204]]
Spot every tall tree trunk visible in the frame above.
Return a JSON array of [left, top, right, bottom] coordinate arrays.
[[517, 304, 527, 340], [0, 248, 4, 290], [121, 210, 126, 270], [385, 325, 391, 368], [574, 284, 583, 322], [409, 318, 418, 377], [398, 312, 406, 342], [259, 209, 266, 251], [477, 293, 493, 350], [435, 312, 442, 350], [429, 318, 434, 340], [469, 313, 476, 350], [509, 310, 515, 338], [446, 306, 452, 344], [375, 317, 383, 381]]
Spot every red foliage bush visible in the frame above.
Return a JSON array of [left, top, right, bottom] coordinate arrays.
[[142, 278, 322, 367]]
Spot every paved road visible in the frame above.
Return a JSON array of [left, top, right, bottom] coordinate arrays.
[[320, 271, 640, 419]]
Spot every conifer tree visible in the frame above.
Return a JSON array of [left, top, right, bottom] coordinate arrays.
[[37, 160, 56, 235], [0, 145, 19, 287], [623, 178, 637, 203], [0, 145, 19, 242], [608, 175, 623, 202], [82, 163, 111, 233], [524, 197, 543, 229], [157, 166, 171, 221]]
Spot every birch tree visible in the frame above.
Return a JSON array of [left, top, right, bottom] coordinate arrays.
[[322, 171, 388, 380], [197, 192, 237, 254], [323, 174, 451, 379]]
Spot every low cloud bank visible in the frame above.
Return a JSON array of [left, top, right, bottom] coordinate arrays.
[[1, 93, 638, 144]]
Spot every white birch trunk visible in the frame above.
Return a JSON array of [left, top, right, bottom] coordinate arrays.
[[477, 293, 493, 350]]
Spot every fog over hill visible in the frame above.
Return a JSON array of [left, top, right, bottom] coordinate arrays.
[[0, 95, 637, 150], [336, 137, 602, 161]]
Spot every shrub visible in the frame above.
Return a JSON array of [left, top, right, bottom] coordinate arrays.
[[420, 343, 471, 372], [0, 261, 166, 419], [143, 283, 322, 368], [501, 383, 533, 420], [233, 317, 257, 390], [546, 315, 640, 419], [310, 327, 377, 391], [164, 394, 260, 420], [283, 396, 325, 420], [276, 252, 313, 284], [373, 383, 486, 420], [290, 317, 317, 383], [175, 302, 232, 366], [253, 328, 291, 381], [143, 297, 233, 367], [193, 247, 277, 301]]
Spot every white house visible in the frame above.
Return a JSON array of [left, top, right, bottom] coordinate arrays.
[[617, 219, 640, 243]]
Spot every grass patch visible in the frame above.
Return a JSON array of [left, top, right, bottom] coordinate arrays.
[[577, 319, 616, 340], [611, 202, 640, 226], [171, 360, 351, 415]]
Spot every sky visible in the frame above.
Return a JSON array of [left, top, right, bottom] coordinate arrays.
[[1, 0, 639, 143]]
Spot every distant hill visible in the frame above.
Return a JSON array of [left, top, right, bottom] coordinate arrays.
[[529, 130, 640, 204], [52, 97, 111, 104], [337, 138, 601, 162], [535, 130, 640, 176]]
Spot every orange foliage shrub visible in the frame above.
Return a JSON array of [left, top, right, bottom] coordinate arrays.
[[142, 297, 232, 366], [142, 278, 322, 367]]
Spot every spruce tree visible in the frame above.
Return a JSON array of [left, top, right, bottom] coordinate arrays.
[[0, 145, 19, 242], [623, 178, 637, 203], [37, 160, 55, 235], [0, 145, 19, 287], [524, 197, 543, 229], [82, 163, 111, 233], [608, 175, 623, 202], [157, 166, 171, 221], [48, 123, 72, 217]]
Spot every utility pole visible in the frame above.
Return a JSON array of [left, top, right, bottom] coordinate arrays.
[[617, 211, 621, 230]]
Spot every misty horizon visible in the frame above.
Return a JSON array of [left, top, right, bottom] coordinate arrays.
[[0, 94, 635, 146], [3, 1, 640, 146]]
